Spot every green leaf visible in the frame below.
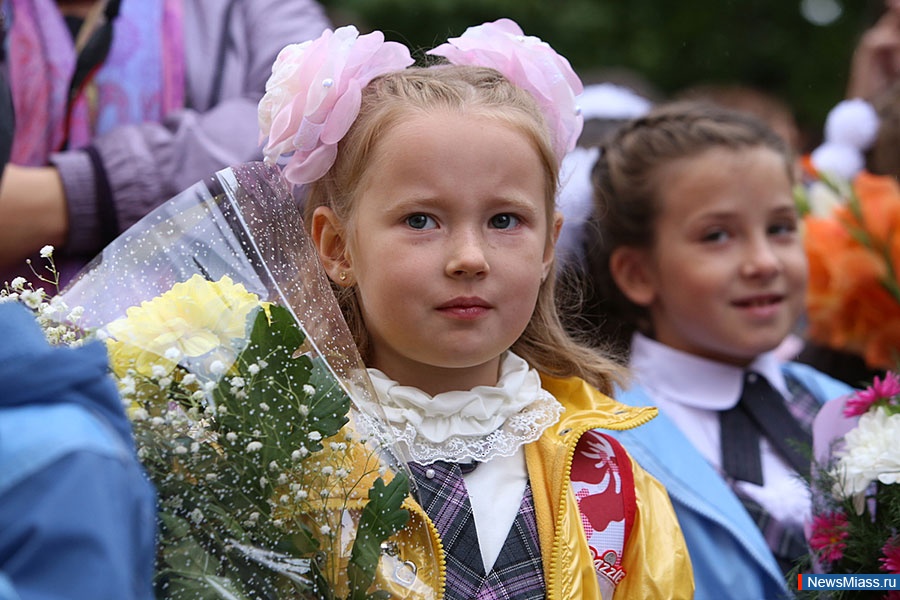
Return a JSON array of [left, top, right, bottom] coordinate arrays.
[[216, 304, 317, 478], [346, 474, 411, 600], [305, 357, 351, 448], [159, 572, 253, 600], [793, 183, 810, 217]]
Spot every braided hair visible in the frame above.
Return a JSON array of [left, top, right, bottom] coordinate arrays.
[[577, 100, 795, 355]]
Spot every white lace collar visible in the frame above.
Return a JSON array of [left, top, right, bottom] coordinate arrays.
[[366, 352, 563, 465]]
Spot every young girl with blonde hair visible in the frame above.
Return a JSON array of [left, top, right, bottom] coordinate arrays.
[[259, 20, 693, 599]]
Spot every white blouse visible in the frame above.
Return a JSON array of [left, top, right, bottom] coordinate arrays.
[[629, 333, 811, 527], [367, 351, 563, 570]]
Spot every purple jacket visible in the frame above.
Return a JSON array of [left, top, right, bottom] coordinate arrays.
[[46, 0, 330, 263]]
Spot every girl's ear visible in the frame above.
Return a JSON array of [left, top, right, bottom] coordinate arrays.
[[311, 206, 354, 286], [610, 246, 656, 307]]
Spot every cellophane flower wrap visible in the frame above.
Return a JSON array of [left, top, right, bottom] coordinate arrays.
[[258, 26, 414, 186], [796, 373, 900, 598], [427, 18, 584, 163], [799, 169, 900, 370], [7, 163, 442, 599]]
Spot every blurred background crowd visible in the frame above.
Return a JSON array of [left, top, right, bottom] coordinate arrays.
[[317, 0, 883, 154]]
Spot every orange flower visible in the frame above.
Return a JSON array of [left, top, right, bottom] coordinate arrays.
[[803, 171, 900, 369], [851, 172, 900, 246]]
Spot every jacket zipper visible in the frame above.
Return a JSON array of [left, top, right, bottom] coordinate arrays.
[[545, 411, 656, 599]]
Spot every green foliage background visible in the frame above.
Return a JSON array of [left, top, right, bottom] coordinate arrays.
[[319, 0, 885, 150]]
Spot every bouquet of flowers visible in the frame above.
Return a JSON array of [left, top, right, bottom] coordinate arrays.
[[797, 373, 900, 599], [800, 169, 900, 370], [2, 162, 441, 599]]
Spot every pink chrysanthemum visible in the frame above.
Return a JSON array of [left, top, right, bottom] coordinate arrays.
[[881, 535, 900, 574], [843, 371, 900, 417], [809, 511, 850, 564]]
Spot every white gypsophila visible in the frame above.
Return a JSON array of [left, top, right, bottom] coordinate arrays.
[[9, 277, 27, 290], [19, 289, 44, 310], [39, 245, 54, 258], [39, 296, 64, 318], [119, 376, 136, 396], [210, 360, 226, 375], [833, 407, 900, 502]]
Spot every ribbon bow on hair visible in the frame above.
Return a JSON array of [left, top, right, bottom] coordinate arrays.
[[258, 19, 585, 187]]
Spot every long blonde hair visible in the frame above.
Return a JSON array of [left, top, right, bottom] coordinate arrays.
[[304, 64, 626, 394]]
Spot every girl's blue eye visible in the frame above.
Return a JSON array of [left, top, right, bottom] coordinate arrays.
[[490, 214, 519, 229], [406, 214, 435, 230]]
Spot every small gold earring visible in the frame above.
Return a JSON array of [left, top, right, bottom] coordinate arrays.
[[339, 271, 348, 282]]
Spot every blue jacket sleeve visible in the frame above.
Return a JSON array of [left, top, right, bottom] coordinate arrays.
[[0, 451, 156, 600]]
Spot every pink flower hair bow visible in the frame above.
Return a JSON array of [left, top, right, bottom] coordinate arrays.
[[258, 26, 414, 185], [427, 18, 584, 163]]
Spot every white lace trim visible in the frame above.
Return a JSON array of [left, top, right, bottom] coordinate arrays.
[[365, 352, 563, 464]]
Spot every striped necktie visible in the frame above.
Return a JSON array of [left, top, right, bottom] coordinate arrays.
[[720, 371, 812, 485]]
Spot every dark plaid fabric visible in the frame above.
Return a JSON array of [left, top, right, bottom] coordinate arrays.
[[725, 373, 820, 574], [409, 461, 546, 600], [732, 489, 808, 574]]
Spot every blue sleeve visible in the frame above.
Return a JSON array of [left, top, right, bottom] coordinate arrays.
[[0, 575, 19, 600], [0, 452, 156, 600]]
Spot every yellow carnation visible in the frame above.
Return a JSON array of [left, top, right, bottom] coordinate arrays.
[[105, 275, 262, 378]]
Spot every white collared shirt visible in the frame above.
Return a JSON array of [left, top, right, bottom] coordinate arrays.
[[366, 351, 561, 571], [629, 333, 810, 526]]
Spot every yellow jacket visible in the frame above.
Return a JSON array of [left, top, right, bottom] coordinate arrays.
[[381, 373, 695, 599], [529, 374, 695, 599]]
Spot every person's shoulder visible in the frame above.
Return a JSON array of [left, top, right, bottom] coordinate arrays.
[[782, 360, 857, 400], [539, 372, 658, 429], [0, 403, 132, 494]]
